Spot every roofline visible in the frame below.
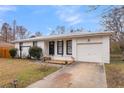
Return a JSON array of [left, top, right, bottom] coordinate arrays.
[[12, 31, 114, 43]]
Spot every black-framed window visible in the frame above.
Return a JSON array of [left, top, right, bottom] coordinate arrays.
[[57, 41, 63, 55], [49, 41, 55, 55], [33, 41, 37, 47], [66, 40, 72, 55]]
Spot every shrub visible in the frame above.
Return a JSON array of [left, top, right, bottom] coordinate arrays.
[[29, 46, 43, 60], [9, 48, 17, 58]]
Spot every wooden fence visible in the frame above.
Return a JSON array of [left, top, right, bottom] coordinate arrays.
[[0, 47, 12, 58]]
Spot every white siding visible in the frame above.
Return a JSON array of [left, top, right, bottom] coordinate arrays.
[[37, 41, 45, 56], [23, 42, 32, 46], [15, 41, 45, 58], [14, 35, 110, 63], [72, 38, 77, 60], [102, 36, 110, 63], [44, 41, 49, 56], [15, 43, 20, 57]]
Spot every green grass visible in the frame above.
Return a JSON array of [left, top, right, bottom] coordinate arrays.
[[0, 58, 59, 88], [105, 54, 124, 88]]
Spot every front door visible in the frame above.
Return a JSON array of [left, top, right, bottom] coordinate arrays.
[[49, 41, 55, 55]]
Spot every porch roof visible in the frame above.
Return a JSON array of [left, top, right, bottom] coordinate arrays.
[[12, 31, 114, 43]]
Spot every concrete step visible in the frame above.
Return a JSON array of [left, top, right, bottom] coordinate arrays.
[[45, 60, 74, 65]]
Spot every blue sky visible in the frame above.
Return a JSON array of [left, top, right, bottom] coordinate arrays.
[[0, 5, 108, 35]]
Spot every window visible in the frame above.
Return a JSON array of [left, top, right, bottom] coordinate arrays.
[[33, 41, 37, 47], [57, 41, 63, 55], [49, 41, 55, 55], [66, 40, 72, 55]]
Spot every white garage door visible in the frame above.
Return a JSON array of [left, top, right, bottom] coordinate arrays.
[[77, 43, 103, 63]]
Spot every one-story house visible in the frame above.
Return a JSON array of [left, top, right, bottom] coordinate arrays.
[[12, 31, 113, 63]]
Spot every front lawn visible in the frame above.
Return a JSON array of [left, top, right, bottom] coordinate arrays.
[[105, 54, 124, 88], [0, 58, 59, 88]]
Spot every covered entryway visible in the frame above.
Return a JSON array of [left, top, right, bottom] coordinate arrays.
[[76, 43, 103, 63]]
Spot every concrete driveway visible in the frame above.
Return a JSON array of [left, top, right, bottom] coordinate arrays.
[[27, 62, 107, 88]]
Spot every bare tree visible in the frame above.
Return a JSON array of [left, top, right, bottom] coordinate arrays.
[[12, 19, 17, 40], [16, 26, 30, 40], [101, 6, 124, 59], [50, 26, 65, 35], [88, 6, 124, 47], [35, 31, 42, 37], [56, 26, 65, 34], [0, 20, 31, 41], [102, 7, 124, 43], [50, 30, 56, 35], [1, 23, 13, 42], [50, 26, 84, 35], [70, 27, 84, 33]]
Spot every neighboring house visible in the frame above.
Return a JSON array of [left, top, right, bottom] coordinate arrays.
[[12, 31, 113, 63]]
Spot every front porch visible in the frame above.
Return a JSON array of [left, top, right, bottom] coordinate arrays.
[[42, 39, 75, 64], [43, 39, 74, 62]]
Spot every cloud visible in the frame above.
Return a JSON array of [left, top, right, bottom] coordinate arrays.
[[0, 5, 16, 17], [55, 6, 82, 26], [0, 6, 16, 12], [0, 6, 16, 24]]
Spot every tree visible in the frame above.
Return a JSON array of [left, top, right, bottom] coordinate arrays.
[[56, 26, 65, 34], [88, 6, 124, 50], [16, 26, 30, 40], [50, 30, 56, 35], [1, 23, 13, 42], [13, 19, 16, 40], [50, 26, 65, 35], [35, 31, 42, 37], [70, 27, 84, 33], [0, 20, 30, 42], [50, 26, 84, 35], [102, 6, 124, 47]]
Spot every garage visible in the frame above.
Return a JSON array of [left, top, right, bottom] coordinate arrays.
[[76, 42, 103, 63]]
